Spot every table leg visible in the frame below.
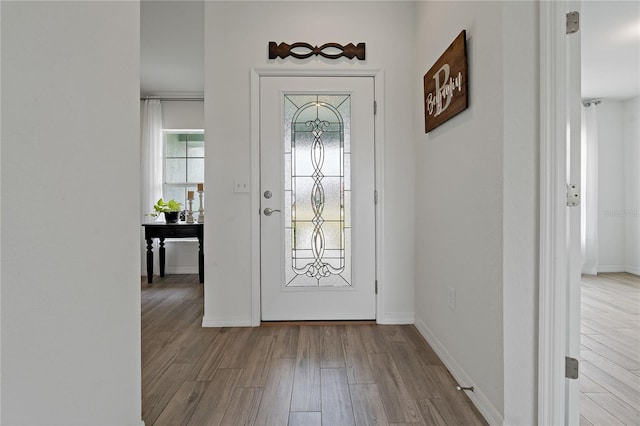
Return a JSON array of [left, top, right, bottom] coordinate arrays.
[[198, 236, 204, 283], [159, 238, 165, 277], [146, 238, 153, 284]]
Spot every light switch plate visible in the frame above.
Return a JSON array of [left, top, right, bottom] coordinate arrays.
[[234, 177, 250, 193]]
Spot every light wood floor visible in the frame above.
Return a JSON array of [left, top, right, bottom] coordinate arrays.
[[580, 272, 640, 426], [141, 275, 487, 425]]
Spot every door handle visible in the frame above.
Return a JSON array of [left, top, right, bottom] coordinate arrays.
[[263, 208, 281, 216]]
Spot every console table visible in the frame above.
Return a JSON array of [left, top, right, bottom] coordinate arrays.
[[142, 222, 204, 284]]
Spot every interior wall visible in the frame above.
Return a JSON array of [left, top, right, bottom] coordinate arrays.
[[1, 2, 142, 424], [203, 1, 416, 326], [623, 96, 640, 274], [597, 100, 627, 272], [414, 1, 538, 423], [162, 100, 204, 130]]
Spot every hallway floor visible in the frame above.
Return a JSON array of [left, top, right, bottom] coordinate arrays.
[[580, 272, 640, 426], [141, 275, 487, 425]]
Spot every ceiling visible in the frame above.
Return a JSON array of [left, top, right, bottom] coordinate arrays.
[[140, 0, 204, 97], [140, 1, 640, 101], [582, 1, 640, 101]]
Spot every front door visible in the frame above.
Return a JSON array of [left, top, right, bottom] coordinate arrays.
[[260, 76, 376, 321]]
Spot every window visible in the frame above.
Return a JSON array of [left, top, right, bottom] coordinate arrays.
[[163, 129, 204, 208]]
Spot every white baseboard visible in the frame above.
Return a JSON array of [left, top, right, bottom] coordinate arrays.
[[377, 312, 414, 324], [414, 317, 504, 426], [598, 265, 626, 273], [165, 267, 199, 274], [625, 265, 640, 276], [141, 267, 198, 276], [202, 315, 253, 328]]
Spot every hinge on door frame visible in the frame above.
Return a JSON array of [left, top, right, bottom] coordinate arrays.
[[566, 11, 579, 34], [567, 183, 580, 207], [565, 356, 579, 379], [374, 100, 377, 115], [375, 280, 378, 294], [374, 190, 378, 205]]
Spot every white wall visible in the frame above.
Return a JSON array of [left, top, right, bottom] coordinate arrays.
[[162, 100, 204, 130], [597, 100, 627, 271], [623, 96, 640, 274], [141, 100, 204, 276], [414, 2, 538, 424], [1, 2, 142, 425], [203, 1, 416, 326]]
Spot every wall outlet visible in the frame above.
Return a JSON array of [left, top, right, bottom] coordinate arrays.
[[448, 287, 456, 311], [233, 177, 249, 193]]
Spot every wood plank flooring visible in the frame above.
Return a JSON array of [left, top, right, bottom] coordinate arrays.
[[141, 275, 487, 426], [580, 272, 640, 426]]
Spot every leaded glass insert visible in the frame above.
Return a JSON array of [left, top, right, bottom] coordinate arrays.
[[284, 94, 351, 287]]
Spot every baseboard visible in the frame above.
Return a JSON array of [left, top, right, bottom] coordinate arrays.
[[625, 265, 640, 276], [414, 317, 504, 426], [141, 267, 197, 275], [202, 315, 253, 327], [377, 312, 414, 324], [597, 265, 626, 273], [165, 267, 199, 274], [582, 267, 598, 276]]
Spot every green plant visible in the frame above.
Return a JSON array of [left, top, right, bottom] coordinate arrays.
[[151, 198, 182, 217]]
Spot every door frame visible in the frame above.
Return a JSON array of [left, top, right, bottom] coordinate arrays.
[[249, 69, 385, 326], [538, 0, 581, 424]]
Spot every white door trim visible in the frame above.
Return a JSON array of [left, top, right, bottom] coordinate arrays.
[[538, 1, 577, 424], [249, 68, 385, 326]]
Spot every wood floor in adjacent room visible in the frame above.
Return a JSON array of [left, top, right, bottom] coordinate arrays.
[[141, 275, 487, 426], [580, 272, 640, 426]]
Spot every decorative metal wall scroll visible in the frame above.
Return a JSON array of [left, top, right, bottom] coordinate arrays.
[[269, 42, 366, 61], [423, 30, 468, 133]]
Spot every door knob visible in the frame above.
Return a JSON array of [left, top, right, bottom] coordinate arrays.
[[263, 208, 281, 216]]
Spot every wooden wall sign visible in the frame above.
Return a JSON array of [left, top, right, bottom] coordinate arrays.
[[423, 30, 468, 133]]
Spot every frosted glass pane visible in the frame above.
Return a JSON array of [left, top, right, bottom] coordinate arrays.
[[166, 159, 186, 183], [187, 158, 204, 182], [166, 133, 184, 157], [344, 155, 351, 190], [188, 140, 204, 157], [292, 132, 315, 176], [318, 132, 342, 176], [284, 94, 351, 287], [164, 186, 185, 208]]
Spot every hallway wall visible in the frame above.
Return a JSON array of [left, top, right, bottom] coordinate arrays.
[[1, 1, 142, 424], [202, 1, 417, 326], [413, 1, 538, 424]]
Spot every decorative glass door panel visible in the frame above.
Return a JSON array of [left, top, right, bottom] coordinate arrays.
[[284, 95, 351, 287], [260, 76, 375, 321]]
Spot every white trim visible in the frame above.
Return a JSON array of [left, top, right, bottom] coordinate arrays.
[[250, 68, 385, 327], [376, 312, 413, 325], [202, 315, 252, 328], [625, 266, 640, 276], [597, 265, 626, 273], [538, 1, 570, 424], [373, 71, 386, 326], [164, 267, 199, 275], [250, 69, 261, 327], [414, 318, 503, 426]]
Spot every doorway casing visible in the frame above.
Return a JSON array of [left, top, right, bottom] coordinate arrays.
[[249, 68, 386, 326]]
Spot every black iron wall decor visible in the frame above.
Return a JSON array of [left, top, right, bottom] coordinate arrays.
[[269, 42, 366, 60]]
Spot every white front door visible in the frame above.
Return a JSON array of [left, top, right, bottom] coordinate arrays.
[[260, 76, 376, 321]]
